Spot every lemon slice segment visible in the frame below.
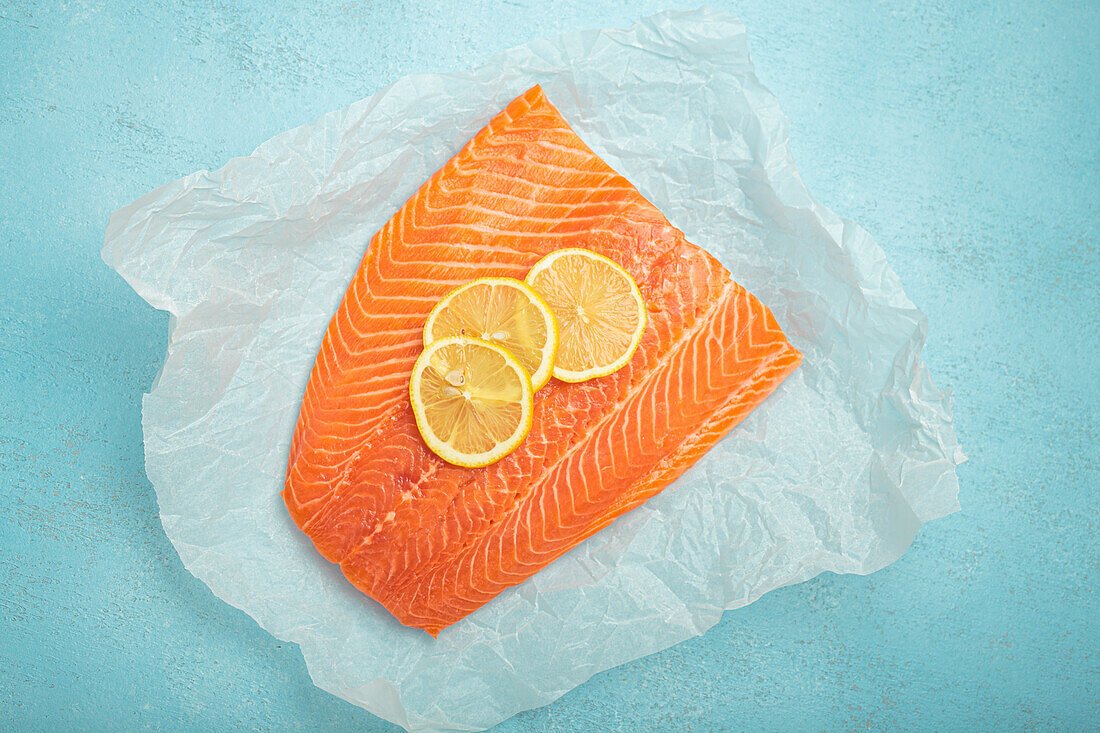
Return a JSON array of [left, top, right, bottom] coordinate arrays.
[[524, 248, 647, 383], [409, 336, 534, 468], [424, 277, 559, 391]]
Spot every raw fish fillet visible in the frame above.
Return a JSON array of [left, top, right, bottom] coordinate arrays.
[[283, 86, 802, 636]]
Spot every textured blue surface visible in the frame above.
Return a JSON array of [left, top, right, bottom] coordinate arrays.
[[1, 1, 1096, 730]]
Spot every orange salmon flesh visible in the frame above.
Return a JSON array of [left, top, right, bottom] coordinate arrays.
[[283, 85, 802, 636]]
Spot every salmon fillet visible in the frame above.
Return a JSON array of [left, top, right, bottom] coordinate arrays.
[[283, 85, 802, 636]]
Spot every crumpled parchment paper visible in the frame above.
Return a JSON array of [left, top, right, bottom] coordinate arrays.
[[102, 9, 964, 732]]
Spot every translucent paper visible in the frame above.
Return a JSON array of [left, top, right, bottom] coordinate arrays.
[[102, 9, 963, 732]]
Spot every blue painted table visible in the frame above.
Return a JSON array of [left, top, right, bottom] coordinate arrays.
[[1, 2, 1096, 729]]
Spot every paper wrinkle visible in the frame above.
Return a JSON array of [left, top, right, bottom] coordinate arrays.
[[103, 9, 963, 732]]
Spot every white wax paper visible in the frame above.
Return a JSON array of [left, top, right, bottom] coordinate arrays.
[[102, 9, 964, 732]]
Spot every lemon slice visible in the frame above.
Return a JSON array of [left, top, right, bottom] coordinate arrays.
[[409, 336, 534, 468], [423, 277, 559, 391], [525, 248, 647, 383]]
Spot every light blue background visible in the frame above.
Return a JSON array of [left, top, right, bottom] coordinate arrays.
[[1, 1, 1096, 730]]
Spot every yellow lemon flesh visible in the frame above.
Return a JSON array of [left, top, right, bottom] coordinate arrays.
[[525, 248, 647, 383], [423, 277, 559, 391], [409, 336, 533, 468]]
